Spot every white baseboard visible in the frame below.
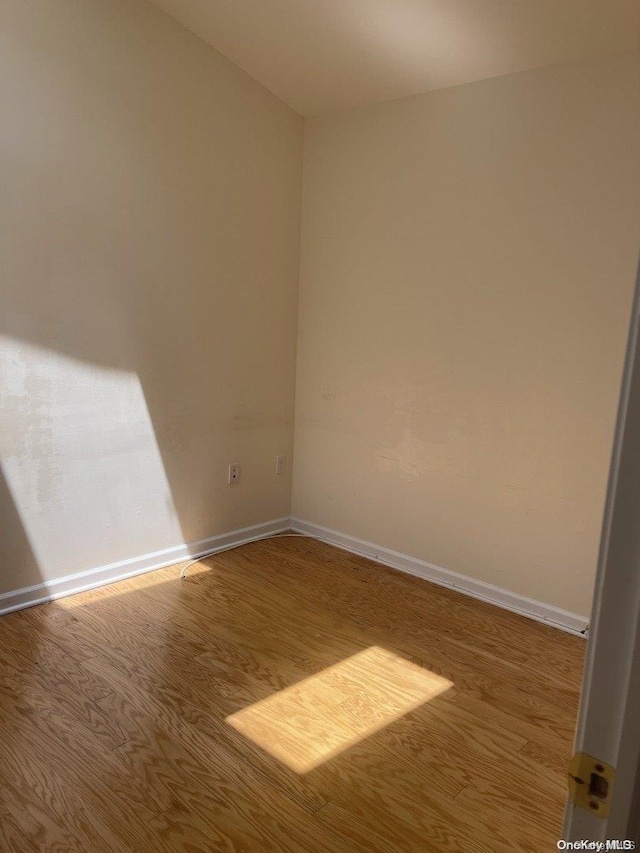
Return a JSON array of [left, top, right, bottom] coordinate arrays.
[[291, 517, 589, 637], [0, 513, 590, 637], [0, 517, 291, 617]]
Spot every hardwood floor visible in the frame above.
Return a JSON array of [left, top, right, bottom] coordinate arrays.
[[0, 536, 585, 852]]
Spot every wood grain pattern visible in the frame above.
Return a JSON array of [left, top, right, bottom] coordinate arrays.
[[0, 536, 585, 850]]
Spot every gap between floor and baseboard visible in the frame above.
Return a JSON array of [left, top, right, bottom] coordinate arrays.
[[0, 514, 590, 636], [290, 517, 590, 637]]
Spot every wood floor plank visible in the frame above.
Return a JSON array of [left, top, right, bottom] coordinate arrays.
[[119, 739, 343, 853], [454, 782, 565, 845], [0, 662, 130, 751], [43, 604, 212, 684], [0, 537, 584, 851], [312, 800, 425, 853], [218, 543, 533, 664], [0, 712, 133, 853], [0, 787, 86, 853], [222, 538, 580, 683], [450, 689, 578, 749], [0, 674, 161, 822], [188, 541, 583, 717], [147, 797, 341, 853], [84, 652, 329, 814], [0, 686, 165, 841], [0, 813, 39, 853], [365, 624, 581, 735], [84, 673, 346, 850], [519, 737, 574, 779], [173, 604, 369, 685], [313, 797, 510, 853], [307, 755, 519, 853]]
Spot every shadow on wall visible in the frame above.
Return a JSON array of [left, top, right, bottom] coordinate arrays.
[[0, 468, 40, 606], [0, 202, 280, 597], [0, 0, 300, 599], [0, 161, 202, 595]]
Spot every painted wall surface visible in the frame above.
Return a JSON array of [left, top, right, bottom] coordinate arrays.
[[0, 0, 303, 595], [293, 53, 640, 616]]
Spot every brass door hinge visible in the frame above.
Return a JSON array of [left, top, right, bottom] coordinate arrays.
[[568, 752, 614, 818]]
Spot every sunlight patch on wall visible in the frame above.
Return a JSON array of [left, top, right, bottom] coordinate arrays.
[[226, 645, 453, 773], [0, 336, 183, 582], [339, 0, 484, 82]]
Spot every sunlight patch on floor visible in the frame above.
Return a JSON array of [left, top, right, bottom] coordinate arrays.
[[53, 564, 186, 609], [225, 645, 453, 773]]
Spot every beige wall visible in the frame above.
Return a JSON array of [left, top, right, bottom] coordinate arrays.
[[293, 53, 640, 616], [0, 0, 303, 595], [2, 4, 638, 618]]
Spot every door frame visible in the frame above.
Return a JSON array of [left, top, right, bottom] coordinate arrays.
[[564, 255, 640, 840]]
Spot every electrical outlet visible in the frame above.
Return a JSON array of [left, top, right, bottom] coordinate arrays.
[[275, 455, 286, 475], [228, 462, 240, 484]]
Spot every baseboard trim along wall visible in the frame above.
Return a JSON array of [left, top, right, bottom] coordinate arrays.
[[0, 517, 291, 617], [0, 513, 590, 635], [290, 517, 590, 637]]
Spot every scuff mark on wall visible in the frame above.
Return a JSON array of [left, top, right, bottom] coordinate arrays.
[[320, 380, 337, 402]]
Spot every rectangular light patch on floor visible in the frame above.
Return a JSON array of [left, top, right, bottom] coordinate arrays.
[[225, 645, 452, 773]]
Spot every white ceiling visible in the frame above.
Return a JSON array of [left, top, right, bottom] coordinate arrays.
[[149, 0, 640, 116]]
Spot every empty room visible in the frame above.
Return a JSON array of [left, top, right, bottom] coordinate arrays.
[[2, 0, 640, 850]]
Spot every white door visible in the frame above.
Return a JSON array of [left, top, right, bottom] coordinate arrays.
[[564, 257, 640, 841]]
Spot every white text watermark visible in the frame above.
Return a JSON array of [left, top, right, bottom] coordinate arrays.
[[557, 842, 636, 851]]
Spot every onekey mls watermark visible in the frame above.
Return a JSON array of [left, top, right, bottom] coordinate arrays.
[[557, 842, 636, 851]]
